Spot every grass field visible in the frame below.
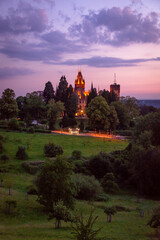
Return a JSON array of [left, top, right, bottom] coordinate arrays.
[[0, 131, 159, 240]]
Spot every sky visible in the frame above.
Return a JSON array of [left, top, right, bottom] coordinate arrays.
[[0, 0, 160, 99]]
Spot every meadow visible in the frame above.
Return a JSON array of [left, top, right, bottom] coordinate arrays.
[[0, 131, 159, 240]]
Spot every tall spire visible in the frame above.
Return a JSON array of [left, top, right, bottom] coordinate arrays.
[[91, 81, 93, 90], [114, 73, 116, 84]]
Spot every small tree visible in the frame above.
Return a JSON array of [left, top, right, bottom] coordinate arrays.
[[36, 157, 75, 212], [5, 200, 17, 215], [16, 146, 28, 160], [71, 208, 101, 240], [49, 201, 72, 228], [104, 206, 116, 223]]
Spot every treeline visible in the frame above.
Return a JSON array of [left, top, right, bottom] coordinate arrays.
[[0, 75, 158, 132]]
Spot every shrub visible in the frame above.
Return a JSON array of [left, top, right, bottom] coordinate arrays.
[[73, 174, 102, 201], [101, 173, 119, 194], [8, 118, 20, 130], [104, 206, 116, 222], [49, 201, 72, 228], [22, 161, 44, 174], [27, 126, 35, 133], [44, 142, 63, 157], [27, 185, 38, 195], [88, 152, 113, 179], [71, 208, 101, 240], [16, 146, 28, 160], [72, 150, 82, 160], [95, 193, 110, 202], [5, 200, 17, 215], [1, 154, 9, 163]]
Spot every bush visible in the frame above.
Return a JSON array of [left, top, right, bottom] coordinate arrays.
[[16, 146, 28, 160], [44, 142, 63, 157], [27, 185, 38, 195], [22, 161, 44, 174], [72, 150, 82, 160], [1, 154, 9, 163], [27, 126, 35, 133], [88, 152, 113, 179], [95, 193, 110, 202], [101, 173, 119, 194], [73, 174, 102, 201], [8, 118, 20, 130], [35, 129, 51, 133]]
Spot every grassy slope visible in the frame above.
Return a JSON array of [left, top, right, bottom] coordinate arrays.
[[0, 131, 158, 240]]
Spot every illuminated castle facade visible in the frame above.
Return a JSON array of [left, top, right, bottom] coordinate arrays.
[[74, 71, 120, 116], [74, 71, 89, 116]]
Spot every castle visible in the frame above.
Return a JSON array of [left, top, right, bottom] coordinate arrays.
[[74, 71, 120, 116]]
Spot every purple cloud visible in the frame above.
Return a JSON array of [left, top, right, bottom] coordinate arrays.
[[60, 56, 160, 68], [0, 31, 86, 61], [69, 7, 160, 45], [0, 1, 48, 34], [0, 67, 35, 79]]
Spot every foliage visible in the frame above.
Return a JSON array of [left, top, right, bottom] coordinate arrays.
[[5, 200, 17, 215], [65, 93, 77, 119], [121, 96, 140, 120], [43, 81, 55, 104], [86, 96, 110, 131], [73, 174, 102, 201], [55, 76, 68, 103], [8, 118, 20, 130], [87, 87, 97, 107], [60, 116, 77, 128], [72, 150, 82, 160], [24, 92, 46, 125], [71, 208, 102, 240], [104, 206, 116, 222], [49, 200, 72, 228], [109, 105, 119, 131], [16, 146, 28, 160], [1, 154, 9, 163], [27, 126, 35, 133], [47, 100, 64, 130], [111, 101, 129, 129], [36, 157, 75, 212], [87, 152, 113, 179], [130, 146, 160, 197], [148, 206, 160, 228], [27, 185, 38, 195], [101, 173, 119, 194], [44, 142, 63, 157], [79, 119, 84, 132], [0, 88, 18, 120], [22, 161, 44, 174]]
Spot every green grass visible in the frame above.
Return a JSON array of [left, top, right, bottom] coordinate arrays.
[[0, 130, 159, 240], [0, 130, 128, 160]]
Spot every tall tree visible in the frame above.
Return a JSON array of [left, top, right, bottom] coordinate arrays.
[[36, 157, 75, 212], [0, 88, 18, 120], [47, 100, 64, 130], [86, 96, 110, 131], [111, 101, 129, 129], [25, 91, 45, 123], [87, 88, 97, 107], [109, 105, 119, 131], [56, 76, 68, 103], [43, 81, 55, 104]]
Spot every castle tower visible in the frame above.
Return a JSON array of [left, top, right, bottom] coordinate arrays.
[[74, 71, 89, 116], [110, 73, 120, 100]]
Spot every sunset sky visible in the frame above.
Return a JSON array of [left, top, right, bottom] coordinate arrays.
[[0, 0, 160, 99]]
